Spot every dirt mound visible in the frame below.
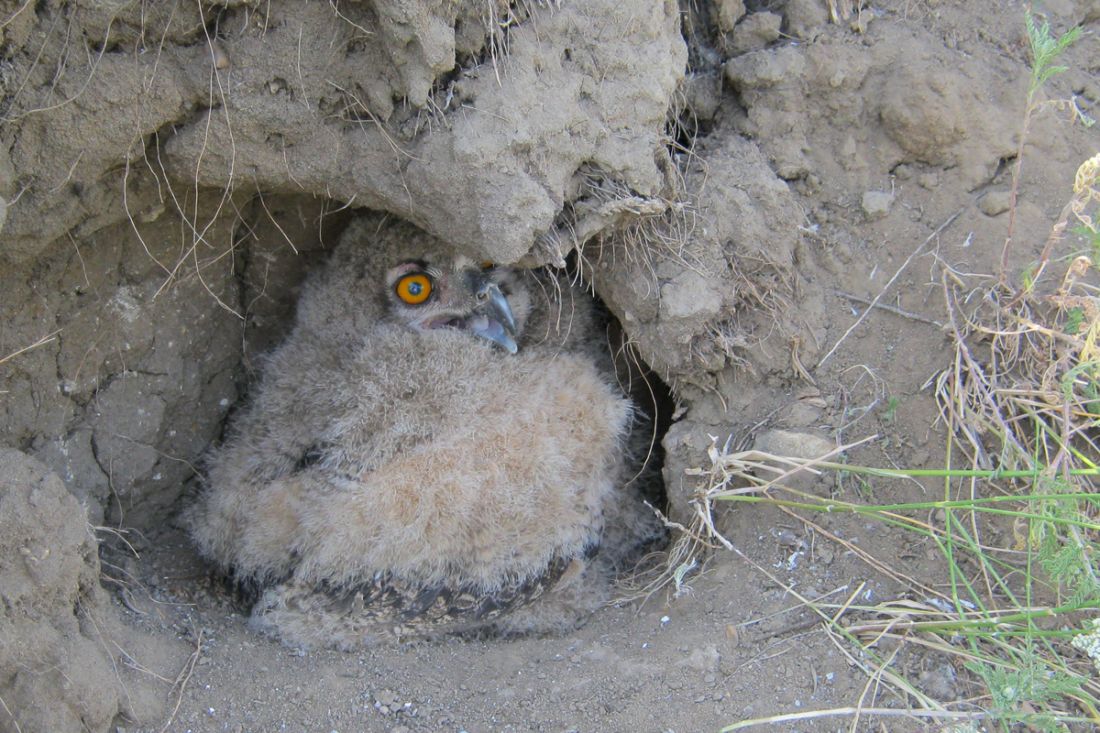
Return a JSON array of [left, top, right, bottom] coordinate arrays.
[[0, 449, 182, 733], [2, 1, 683, 265]]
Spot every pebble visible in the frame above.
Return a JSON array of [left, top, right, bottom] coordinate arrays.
[[979, 190, 1012, 216], [725, 46, 806, 89], [861, 190, 894, 219]]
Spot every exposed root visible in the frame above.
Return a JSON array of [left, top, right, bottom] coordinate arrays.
[[159, 626, 203, 733]]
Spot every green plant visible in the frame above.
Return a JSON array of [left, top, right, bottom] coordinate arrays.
[[697, 11, 1100, 730], [690, 442, 1100, 731], [1024, 14, 1083, 100], [999, 12, 1091, 286], [880, 395, 900, 424]]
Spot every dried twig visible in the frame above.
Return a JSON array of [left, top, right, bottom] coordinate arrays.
[[833, 290, 945, 328], [0, 692, 23, 733], [160, 627, 204, 733], [818, 209, 962, 367], [0, 330, 61, 366]]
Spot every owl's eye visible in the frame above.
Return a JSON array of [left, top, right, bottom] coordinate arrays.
[[480, 261, 495, 270], [395, 273, 433, 305]]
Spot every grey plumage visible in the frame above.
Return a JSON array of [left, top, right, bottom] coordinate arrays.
[[187, 217, 659, 649]]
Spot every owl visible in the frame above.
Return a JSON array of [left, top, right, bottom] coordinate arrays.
[[186, 216, 660, 649]]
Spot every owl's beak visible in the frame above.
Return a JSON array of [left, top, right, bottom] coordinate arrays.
[[469, 282, 518, 354]]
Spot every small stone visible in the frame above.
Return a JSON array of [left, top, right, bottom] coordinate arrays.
[[376, 690, 398, 707], [774, 528, 802, 549], [861, 190, 894, 220], [917, 172, 940, 189], [753, 429, 836, 491], [725, 46, 805, 89], [979, 190, 1012, 216], [753, 429, 834, 462]]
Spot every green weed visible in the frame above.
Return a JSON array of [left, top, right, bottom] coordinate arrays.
[[700, 10, 1100, 731]]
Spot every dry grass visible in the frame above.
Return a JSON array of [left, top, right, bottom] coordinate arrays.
[[672, 148, 1100, 730], [671, 18, 1100, 730]]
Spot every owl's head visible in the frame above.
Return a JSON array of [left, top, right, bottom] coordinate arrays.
[[384, 254, 530, 353]]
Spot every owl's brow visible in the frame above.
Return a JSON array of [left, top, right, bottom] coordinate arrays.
[[388, 259, 431, 281]]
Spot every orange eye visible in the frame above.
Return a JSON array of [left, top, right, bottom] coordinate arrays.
[[395, 273, 432, 305], [480, 261, 495, 270]]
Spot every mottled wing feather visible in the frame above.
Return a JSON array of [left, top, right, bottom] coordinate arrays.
[[254, 555, 581, 644]]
